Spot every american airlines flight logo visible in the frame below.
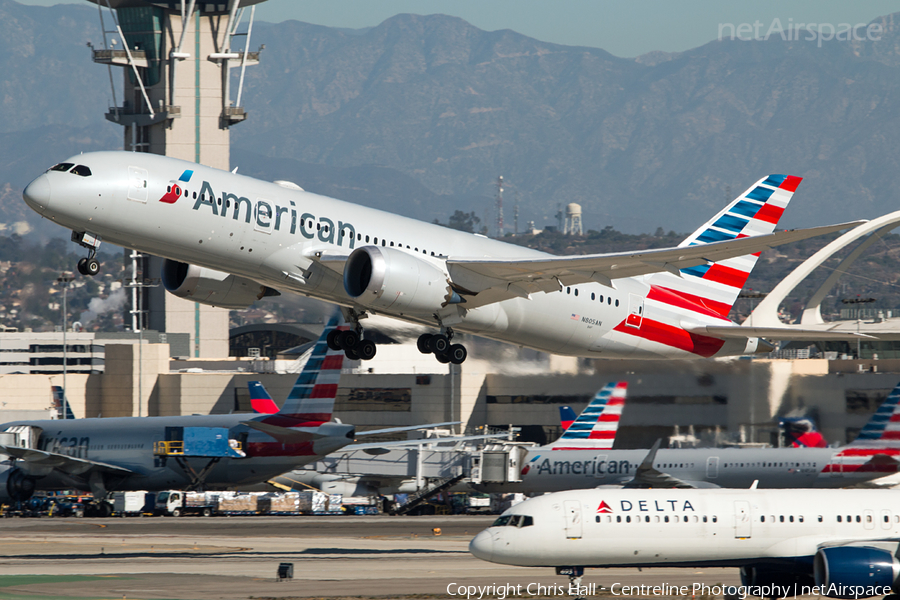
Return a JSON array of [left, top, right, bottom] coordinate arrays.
[[185, 177, 359, 248], [159, 170, 194, 204]]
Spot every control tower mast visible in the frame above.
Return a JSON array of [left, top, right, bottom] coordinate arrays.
[[87, 0, 266, 357]]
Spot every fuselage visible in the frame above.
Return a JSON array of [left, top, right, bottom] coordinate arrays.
[[473, 445, 899, 492], [2, 414, 354, 492], [469, 488, 900, 568], [23, 152, 757, 360]]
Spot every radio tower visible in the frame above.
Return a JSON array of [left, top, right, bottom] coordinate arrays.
[[495, 176, 504, 237]]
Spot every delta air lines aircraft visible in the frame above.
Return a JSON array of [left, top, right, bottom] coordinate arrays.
[[23, 153, 865, 363], [469, 488, 900, 599]]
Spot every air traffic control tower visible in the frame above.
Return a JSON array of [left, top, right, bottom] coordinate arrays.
[[87, 0, 266, 357]]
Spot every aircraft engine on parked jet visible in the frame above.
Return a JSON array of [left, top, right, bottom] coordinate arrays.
[[161, 260, 279, 309], [0, 467, 36, 503], [814, 546, 900, 596], [343, 246, 459, 314]]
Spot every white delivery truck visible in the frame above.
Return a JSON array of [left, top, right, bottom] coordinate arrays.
[[154, 491, 218, 517]]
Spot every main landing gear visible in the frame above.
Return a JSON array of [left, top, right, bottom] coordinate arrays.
[[72, 231, 102, 276], [327, 326, 377, 361], [417, 328, 467, 364]]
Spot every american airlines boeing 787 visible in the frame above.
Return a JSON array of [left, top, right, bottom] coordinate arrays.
[[23, 152, 864, 363]]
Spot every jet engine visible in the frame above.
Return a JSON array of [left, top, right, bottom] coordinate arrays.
[[814, 546, 900, 598], [343, 246, 456, 314], [0, 467, 36, 503], [161, 260, 279, 310]]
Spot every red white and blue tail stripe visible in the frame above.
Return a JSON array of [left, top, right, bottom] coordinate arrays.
[[547, 382, 627, 450], [852, 382, 900, 443], [277, 318, 345, 422], [650, 174, 802, 317]]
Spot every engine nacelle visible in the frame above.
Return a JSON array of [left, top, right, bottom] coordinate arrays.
[[0, 467, 36, 503], [343, 246, 454, 314], [814, 546, 900, 598], [161, 260, 278, 310]]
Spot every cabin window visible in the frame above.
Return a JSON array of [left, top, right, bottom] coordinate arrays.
[[818, 516, 823, 523], [626, 516, 631, 523], [600, 295, 604, 302], [799, 516, 804, 523], [712, 516, 717, 523], [566, 287, 571, 294], [779, 516, 784, 523], [595, 516, 600, 523], [702, 516, 707, 523], [867, 515, 872, 523], [383, 240, 386, 247], [837, 516, 842, 523], [365, 235, 369, 242], [789, 516, 794, 523], [683, 516, 688, 523], [608, 297, 612, 304], [885, 516, 890, 523], [591, 293, 596, 300], [856, 515, 861, 523], [664, 516, 669, 523], [760, 516, 765, 523], [615, 299, 620, 307], [616, 516, 621, 523]]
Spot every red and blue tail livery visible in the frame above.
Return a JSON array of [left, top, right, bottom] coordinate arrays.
[[547, 381, 627, 450]]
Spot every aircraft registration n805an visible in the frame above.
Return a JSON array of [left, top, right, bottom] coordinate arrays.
[[23, 152, 865, 363]]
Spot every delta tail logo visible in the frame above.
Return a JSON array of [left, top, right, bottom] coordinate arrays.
[[158, 170, 194, 204], [597, 500, 613, 513]]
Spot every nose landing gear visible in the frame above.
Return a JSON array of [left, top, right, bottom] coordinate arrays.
[[417, 328, 467, 364], [72, 231, 102, 276]]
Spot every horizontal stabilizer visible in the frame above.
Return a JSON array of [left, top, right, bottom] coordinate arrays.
[[355, 421, 462, 437], [241, 420, 325, 443]]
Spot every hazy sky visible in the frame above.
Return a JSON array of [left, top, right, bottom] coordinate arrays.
[[18, 0, 900, 58]]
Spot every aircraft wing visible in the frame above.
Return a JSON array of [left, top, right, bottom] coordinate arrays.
[[1, 445, 133, 477], [447, 221, 864, 308], [620, 440, 708, 490], [685, 325, 876, 341]]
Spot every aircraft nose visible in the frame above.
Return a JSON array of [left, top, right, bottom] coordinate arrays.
[[23, 174, 51, 212], [468, 530, 494, 562]]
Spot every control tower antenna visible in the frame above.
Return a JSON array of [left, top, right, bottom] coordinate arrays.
[[495, 176, 504, 237]]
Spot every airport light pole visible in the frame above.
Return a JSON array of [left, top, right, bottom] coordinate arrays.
[[57, 273, 74, 403]]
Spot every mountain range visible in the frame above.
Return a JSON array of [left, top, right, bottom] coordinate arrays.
[[2, 0, 900, 239]]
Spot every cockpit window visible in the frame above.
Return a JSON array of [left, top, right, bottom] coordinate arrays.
[[492, 515, 512, 527], [491, 515, 534, 528], [70, 165, 92, 177], [50, 163, 74, 172]]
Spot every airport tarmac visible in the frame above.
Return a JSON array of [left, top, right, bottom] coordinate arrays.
[[0, 515, 748, 600]]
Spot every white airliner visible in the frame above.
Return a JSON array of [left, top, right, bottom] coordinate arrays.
[[469, 488, 900, 599], [22, 153, 865, 363]]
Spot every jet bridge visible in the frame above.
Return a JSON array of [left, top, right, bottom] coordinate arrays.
[[468, 443, 531, 485]]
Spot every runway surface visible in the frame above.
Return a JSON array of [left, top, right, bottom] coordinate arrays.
[[0, 514, 753, 599]]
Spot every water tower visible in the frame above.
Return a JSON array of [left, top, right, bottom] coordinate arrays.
[[564, 203, 583, 236], [87, 0, 267, 357]]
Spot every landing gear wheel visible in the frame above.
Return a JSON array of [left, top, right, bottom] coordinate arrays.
[[448, 344, 467, 364], [344, 347, 360, 360], [77, 257, 88, 275], [338, 330, 359, 350], [435, 352, 450, 364], [86, 258, 100, 276], [431, 334, 450, 354], [417, 333, 433, 354], [327, 329, 343, 351], [358, 339, 377, 360]]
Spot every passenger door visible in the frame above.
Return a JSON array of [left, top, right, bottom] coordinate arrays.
[[564, 500, 583, 539], [625, 294, 644, 328], [706, 456, 719, 479], [734, 501, 751, 538]]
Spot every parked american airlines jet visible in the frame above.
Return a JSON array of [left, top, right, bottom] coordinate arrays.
[[473, 382, 900, 492], [23, 153, 864, 363], [469, 488, 900, 599]]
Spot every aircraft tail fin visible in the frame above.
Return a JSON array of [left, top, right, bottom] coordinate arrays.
[[559, 406, 577, 431], [546, 381, 627, 450], [276, 317, 345, 422], [851, 381, 900, 444], [648, 175, 802, 318], [247, 381, 280, 414], [51, 385, 75, 420]]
